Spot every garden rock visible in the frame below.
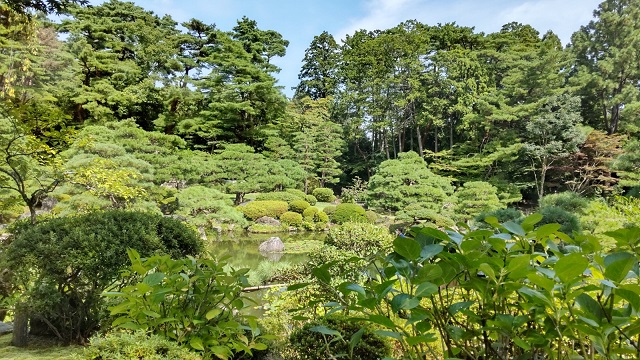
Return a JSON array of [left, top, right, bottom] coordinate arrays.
[[259, 237, 284, 253], [40, 197, 58, 212], [0, 322, 13, 335], [256, 216, 281, 227]]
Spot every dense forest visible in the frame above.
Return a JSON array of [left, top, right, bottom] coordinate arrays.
[[2, 0, 640, 359]]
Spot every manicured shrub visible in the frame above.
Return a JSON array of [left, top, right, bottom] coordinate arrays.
[[256, 192, 302, 203], [476, 207, 524, 225], [325, 222, 394, 257], [454, 181, 504, 220], [289, 200, 311, 214], [5, 211, 203, 343], [538, 206, 582, 234], [303, 206, 320, 220], [238, 200, 289, 221], [82, 331, 202, 360], [285, 188, 307, 199], [539, 191, 588, 214], [305, 194, 317, 205], [395, 203, 456, 228], [365, 210, 378, 224], [315, 211, 329, 224], [289, 316, 391, 360], [312, 187, 336, 202], [323, 205, 337, 217], [280, 211, 303, 227], [333, 203, 367, 224]]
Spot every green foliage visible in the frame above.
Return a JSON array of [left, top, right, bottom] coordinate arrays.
[[176, 185, 247, 227], [312, 187, 335, 202], [315, 211, 329, 224], [238, 201, 289, 221], [301, 216, 640, 359], [280, 211, 303, 227], [340, 176, 367, 204], [289, 200, 311, 213], [332, 203, 367, 224], [288, 316, 391, 360], [303, 206, 319, 219], [476, 207, 524, 225], [367, 151, 454, 212], [454, 181, 504, 220], [323, 205, 336, 216], [247, 224, 283, 234], [539, 191, 589, 214], [256, 192, 302, 203], [5, 211, 202, 343], [285, 188, 307, 198], [580, 196, 640, 249], [81, 331, 202, 360], [106, 249, 268, 359], [395, 203, 456, 228], [305, 194, 317, 205], [538, 206, 582, 234], [365, 210, 378, 224], [325, 222, 394, 258]]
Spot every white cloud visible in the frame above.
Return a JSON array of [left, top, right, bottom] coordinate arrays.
[[336, 0, 601, 45]]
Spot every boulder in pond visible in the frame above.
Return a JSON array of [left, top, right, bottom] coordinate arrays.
[[259, 237, 284, 253], [255, 216, 281, 227]]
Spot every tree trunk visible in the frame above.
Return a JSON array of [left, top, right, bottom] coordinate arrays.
[[234, 192, 245, 206], [416, 126, 423, 155], [11, 305, 28, 347], [434, 125, 438, 153]]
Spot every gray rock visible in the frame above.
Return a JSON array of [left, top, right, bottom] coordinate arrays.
[[0, 322, 13, 335], [259, 237, 285, 253], [40, 197, 58, 212], [255, 216, 281, 227], [0, 233, 10, 243], [197, 226, 208, 241]]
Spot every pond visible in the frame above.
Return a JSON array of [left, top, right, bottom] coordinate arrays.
[[207, 231, 327, 315]]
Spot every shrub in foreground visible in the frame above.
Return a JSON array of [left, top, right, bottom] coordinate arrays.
[[289, 316, 391, 360], [82, 331, 202, 360], [5, 211, 202, 343]]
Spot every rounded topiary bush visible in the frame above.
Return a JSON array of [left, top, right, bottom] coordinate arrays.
[[289, 200, 311, 214], [312, 187, 336, 202], [303, 206, 319, 220], [538, 206, 582, 234], [256, 192, 302, 203], [315, 211, 329, 224], [83, 331, 202, 360], [280, 211, 303, 227], [539, 191, 588, 214], [365, 210, 378, 224], [305, 194, 317, 206], [476, 207, 524, 225], [285, 188, 307, 199], [5, 211, 203, 343], [289, 316, 391, 360], [238, 200, 289, 221], [326, 222, 394, 257], [333, 203, 367, 224]]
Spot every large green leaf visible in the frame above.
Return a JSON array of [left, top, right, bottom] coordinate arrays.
[[554, 253, 588, 283], [393, 236, 422, 261], [604, 252, 637, 283]]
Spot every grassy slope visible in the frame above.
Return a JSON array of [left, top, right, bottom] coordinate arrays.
[[0, 334, 82, 359]]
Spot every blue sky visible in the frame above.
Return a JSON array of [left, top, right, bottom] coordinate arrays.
[[105, 0, 602, 97]]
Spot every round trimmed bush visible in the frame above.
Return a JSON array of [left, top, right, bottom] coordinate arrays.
[[333, 203, 367, 224], [289, 200, 311, 213], [238, 200, 289, 221], [326, 222, 394, 257], [315, 211, 329, 224], [256, 192, 302, 203], [5, 211, 203, 342], [289, 316, 391, 360], [312, 187, 336, 202], [365, 210, 378, 224], [285, 188, 307, 198], [539, 191, 588, 214], [280, 211, 303, 227], [303, 206, 319, 219], [305, 194, 317, 205], [538, 206, 581, 234]]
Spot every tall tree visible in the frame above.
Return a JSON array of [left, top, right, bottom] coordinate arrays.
[[294, 31, 340, 100], [2, 0, 86, 14], [571, 0, 640, 134]]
